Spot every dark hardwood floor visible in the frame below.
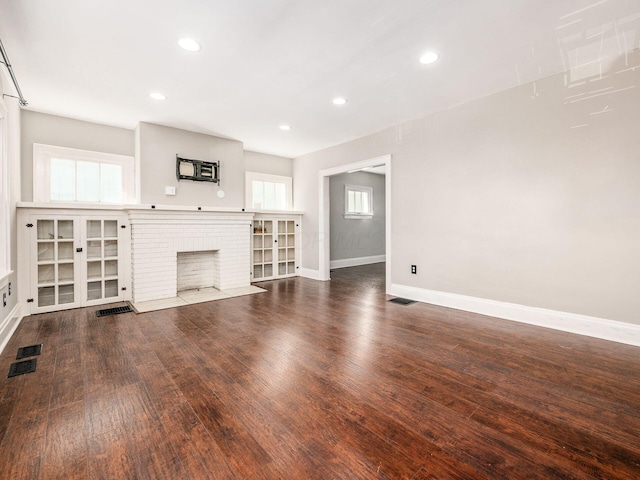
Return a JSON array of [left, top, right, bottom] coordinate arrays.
[[1, 263, 639, 479]]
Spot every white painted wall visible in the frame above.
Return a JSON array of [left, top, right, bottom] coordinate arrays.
[[294, 53, 640, 326], [0, 72, 23, 353]]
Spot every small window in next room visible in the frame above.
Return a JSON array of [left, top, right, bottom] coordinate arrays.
[[345, 184, 373, 219], [245, 172, 292, 211], [33, 144, 135, 204]]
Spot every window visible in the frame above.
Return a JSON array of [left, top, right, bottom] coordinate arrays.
[[345, 184, 373, 219], [33, 144, 135, 204], [0, 100, 10, 284], [245, 172, 292, 211]]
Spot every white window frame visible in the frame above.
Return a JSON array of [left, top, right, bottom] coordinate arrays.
[[0, 99, 10, 287], [344, 184, 373, 219], [33, 143, 135, 204], [245, 172, 293, 211]]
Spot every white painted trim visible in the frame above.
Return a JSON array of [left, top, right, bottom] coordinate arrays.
[[245, 171, 293, 211], [17, 202, 249, 213], [319, 154, 391, 293], [390, 283, 640, 347], [0, 99, 9, 281], [32, 143, 136, 204], [0, 303, 22, 355], [330, 255, 386, 270], [134, 124, 141, 204], [298, 268, 327, 281], [0, 270, 12, 289]]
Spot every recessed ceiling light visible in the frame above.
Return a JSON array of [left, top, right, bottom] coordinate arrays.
[[178, 38, 202, 52], [332, 97, 348, 105], [279, 125, 292, 131], [149, 92, 167, 100], [419, 52, 439, 65]]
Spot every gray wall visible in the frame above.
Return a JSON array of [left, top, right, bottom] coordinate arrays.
[[244, 150, 292, 177], [138, 122, 243, 207], [20, 110, 134, 201], [294, 51, 640, 325], [20, 113, 292, 208], [330, 171, 385, 261]]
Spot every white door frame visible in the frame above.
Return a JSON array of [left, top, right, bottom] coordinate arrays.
[[318, 154, 391, 293]]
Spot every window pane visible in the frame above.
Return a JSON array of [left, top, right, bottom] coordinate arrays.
[[252, 180, 264, 209], [101, 163, 122, 203], [354, 191, 362, 213], [362, 192, 370, 214], [50, 158, 76, 201], [275, 183, 286, 210], [348, 190, 355, 212], [76, 161, 100, 202], [263, 181, 276, 210]]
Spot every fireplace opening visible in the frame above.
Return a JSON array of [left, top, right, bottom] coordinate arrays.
[[177, 250, 220, 292]]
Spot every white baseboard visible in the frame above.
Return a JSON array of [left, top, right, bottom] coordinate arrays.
[[390, 283, 640, 347], [0, 303, 23, 355], [298, 268, 327, 281], [330, 255, 386, 270]]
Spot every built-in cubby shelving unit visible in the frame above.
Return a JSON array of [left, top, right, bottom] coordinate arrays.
[[19, 207, 131, 314], [251, 214, 300, 282]]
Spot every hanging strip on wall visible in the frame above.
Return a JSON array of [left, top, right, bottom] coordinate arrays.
[[0, 36, 28, 106]]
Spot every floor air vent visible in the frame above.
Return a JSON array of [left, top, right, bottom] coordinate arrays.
[[389, 297, 417, 305], [96, 305, 133, 317], [16, 344, 42, 360], [8, 359, 37, 378]]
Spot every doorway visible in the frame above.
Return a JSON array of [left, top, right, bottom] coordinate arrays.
[[318, 154, 391, 293]]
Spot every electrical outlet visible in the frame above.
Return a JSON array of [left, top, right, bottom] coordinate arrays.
[[411, 265, 417, 274]]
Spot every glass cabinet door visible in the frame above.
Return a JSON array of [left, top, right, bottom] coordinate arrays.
[[36, 219, 78, 308], [251, 217, 297, 282], [277, 220, 296, 276], [28, 214, 126, 314], [252, 219, 274, 280], [85, 219, 120, 303]]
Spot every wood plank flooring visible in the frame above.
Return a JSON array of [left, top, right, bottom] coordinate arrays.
[[1, 263, 639, 479]]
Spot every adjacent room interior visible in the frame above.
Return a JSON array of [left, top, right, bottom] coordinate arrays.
[[0, 1, 639, 478]]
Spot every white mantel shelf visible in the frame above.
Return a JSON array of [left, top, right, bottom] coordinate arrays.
[[17, 202, 248, 214], [17, 202, 304, 215]]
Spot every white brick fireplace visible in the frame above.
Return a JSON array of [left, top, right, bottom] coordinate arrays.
[[129, 210, 252, 303]]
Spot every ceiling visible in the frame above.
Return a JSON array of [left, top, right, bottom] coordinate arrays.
[[1, 0, 639, 158]]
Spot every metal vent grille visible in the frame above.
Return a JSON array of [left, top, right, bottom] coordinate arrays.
[[96, 305, 133, 317], [8, 359, 37, 378], [16, 344, 42, 360], [388, 297, 417, 306]]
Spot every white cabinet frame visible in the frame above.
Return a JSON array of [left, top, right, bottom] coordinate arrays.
[[18, 207, 132, 314], [251, 214, 301, 282]]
